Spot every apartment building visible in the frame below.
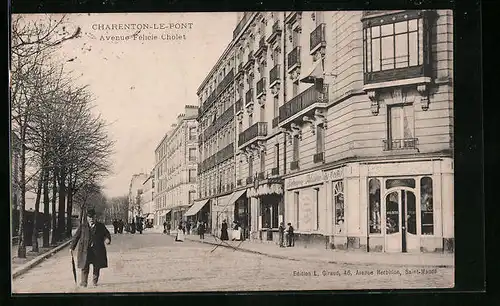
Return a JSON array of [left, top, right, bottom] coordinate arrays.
[[140, 170, 155, 224], [154, 105, 199, 230], [197, 10, 453, 253], [128, 173, 148, 222]]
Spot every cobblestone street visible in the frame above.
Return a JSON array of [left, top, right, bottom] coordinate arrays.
[[12, 230, 454, 293]]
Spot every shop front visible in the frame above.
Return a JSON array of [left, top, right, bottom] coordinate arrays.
[[185, 199, 211, 232], [362, 158, 454, 253], [210, 194, 232, 237], [247, 177, 284, 243]]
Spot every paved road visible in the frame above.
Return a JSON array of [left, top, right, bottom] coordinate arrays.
[[12, 231, 454, 293]]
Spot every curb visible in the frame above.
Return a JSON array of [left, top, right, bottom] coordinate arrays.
[[12, 239, 72, 279], [182, 236, 453, 268]]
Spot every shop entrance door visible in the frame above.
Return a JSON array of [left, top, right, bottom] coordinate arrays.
[[384, 189, 418, 253]]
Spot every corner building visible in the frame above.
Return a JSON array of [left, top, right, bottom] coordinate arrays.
[[199, 10, 454, 253]]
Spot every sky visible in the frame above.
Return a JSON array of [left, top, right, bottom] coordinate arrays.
[[32, 12, 238, 199]]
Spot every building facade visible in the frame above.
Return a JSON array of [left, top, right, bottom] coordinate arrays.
[[197, 10, 453, 253], [154, 105, 199, 230], [140, 170, 155, 223], [128, 173, 148, 222]]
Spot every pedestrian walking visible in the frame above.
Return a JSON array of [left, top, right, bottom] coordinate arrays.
[[69, 208, 111, 288], [278, 222, 285, 247], [186, 222, 191, 235], [166, 222, 171, 235], [163, 221, 167, 234], [175, 224, 185, 242], [198, 221, 205, 240], [112, 219, 118, 234], [119, 219, 124, 233], [220, 220, 229, 241], [286, 222, 295, 247], [130, 221, 136, 234]]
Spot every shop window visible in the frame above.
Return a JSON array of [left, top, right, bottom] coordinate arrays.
[[386, 191, 399, 234], [369, 178, 381, 234], [334, 181, 344, 234], [406, 191, 417, 235], [420, 176, 434, 235]]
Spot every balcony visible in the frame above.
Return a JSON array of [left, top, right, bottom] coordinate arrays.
[[243, 51, 255, 71], [216, 142, 235, 164], [233, 12, 252, 39], [245, 88, 254, 107], [287, 46, 301, 71], [238, 122, 268, 148], [256, 78, 266, 99], [246, 176, 253, 185], [201, 69, 235, 116], [290, 161, 299, 171], [236, 62, 244, 78], [255, 36, 267, 58], [285, 11, 301, 25], [313, 152, 324, 163], [235, 98, 243, 114], [203, 106, 234, 141], [383, 138, 419, 151], [267, 20, 282, 44], [310, 23, 326, 54], [278, 84, 328, 127]]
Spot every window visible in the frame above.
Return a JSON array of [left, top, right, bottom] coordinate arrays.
[[260, 105, 265, 122], [334, 181, 344, 234], [260, 151, 266, 173], [248, 113, 253, 127], [314, 11, 324, 26], [238, 121, 243, 134], [188, 190, 196, 205], [273, 47, 280, 65], [363, 11, 427, 83], [369, 178, 381, 234], [292, 80, 299, 97], [248, 156, 253, 178], [420, 177, 434, 235], [294, 191, 300, 229], [189, 127, 196, 140], [314, 188, 320, 230], [292, 28, 300, 48], [316, 124, 325, 153], [292, 135, 299, 161], [388, 104, 415, 149], [274, 144, 280, 171], [189, 169, 197, 183], [273, 96, 279, 119], [189, 148, 196, 161]]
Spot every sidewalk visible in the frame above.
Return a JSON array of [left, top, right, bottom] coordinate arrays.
[[180, 233, 454, 268], [11, 229, 77, 279]]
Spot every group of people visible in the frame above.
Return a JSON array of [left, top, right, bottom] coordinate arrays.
[[111, 219, 125, 234], [125, 217, 144, 234], [278, 222, 295, 247], [162, 220, 208, 242], [219, 220, 242, 241]]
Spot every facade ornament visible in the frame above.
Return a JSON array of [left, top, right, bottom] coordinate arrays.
[[257, 140, 266, 154], [271, 83, 281, 96], [290, 122, 302, 140], [417, 84, 430, 111], [314, 109, 327, 129], [246, 102, 254, 114], [367, 89, 380, 116], [302, 115, 316, 134], [257, 95, 266, 106]]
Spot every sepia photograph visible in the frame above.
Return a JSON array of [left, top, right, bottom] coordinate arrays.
[[10, 10, 455, 293]]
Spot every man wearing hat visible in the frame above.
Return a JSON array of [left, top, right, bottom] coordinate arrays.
[[70, 208, 111, 287]]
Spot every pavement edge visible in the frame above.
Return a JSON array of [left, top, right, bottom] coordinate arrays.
[[12, 239, 72, 280]]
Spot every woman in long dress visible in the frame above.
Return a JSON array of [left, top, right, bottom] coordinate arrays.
[[175, 224, 185, 242], [231, 221, 241, 241], [220, 220, 229, 241]]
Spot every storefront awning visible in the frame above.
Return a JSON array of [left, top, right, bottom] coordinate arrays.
[[184, 199, 210, 217], [221, 189, 246, 209], [160, 210, 171, 217]]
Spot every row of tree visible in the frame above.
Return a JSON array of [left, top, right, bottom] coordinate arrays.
[[11, 15, 114, 258]]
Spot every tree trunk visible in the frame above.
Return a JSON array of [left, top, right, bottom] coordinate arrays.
[[56, 170, 67, 242], [50, 169, 58, 246], [66, 186, 73, 238], [42, 168, 50, 247], [17, 132, 27, 258], [31, 171, 43, 252]]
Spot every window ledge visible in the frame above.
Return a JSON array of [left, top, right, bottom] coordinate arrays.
[[363, 77, 431, 92]]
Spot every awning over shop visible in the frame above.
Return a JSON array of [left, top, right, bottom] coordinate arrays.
[[184, 199, 210, 217], [160, 210, 171, 217], [221, 189, 246, 209]]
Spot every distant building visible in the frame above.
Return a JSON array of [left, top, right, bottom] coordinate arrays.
[[140, 170, 155, 223], [154, 105, 199, 229], [128, 173, 148, 222]]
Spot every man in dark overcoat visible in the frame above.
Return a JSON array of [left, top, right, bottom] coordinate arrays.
[[70, 208, 111, 287]]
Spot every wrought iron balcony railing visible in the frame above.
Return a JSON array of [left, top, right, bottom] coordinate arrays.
[[267, 20, 282, 43], [310, 23, 326, 52], [383, 138, 419, 151], [287, 46, 301, 70], [238, 122, 268, 147], [216, 142, 235, 164], [269, 64, 280, 86], [244, 51, 255, 70], [203, 106, 234, 141], [279, 84, 328, 123], [255, 36, 267, 57]]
